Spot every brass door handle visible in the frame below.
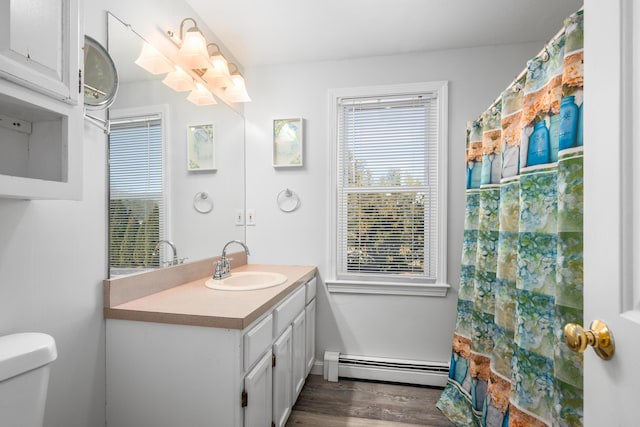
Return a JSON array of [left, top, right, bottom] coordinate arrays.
[[563, 320, 615, 360]]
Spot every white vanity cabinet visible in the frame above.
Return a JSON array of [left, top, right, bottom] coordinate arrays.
[[0, 0, 83, 200], [0, 0, 81, 103], [106, 273, 317, 427]]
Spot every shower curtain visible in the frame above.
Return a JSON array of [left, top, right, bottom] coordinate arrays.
[[436, 10, 583, 427]]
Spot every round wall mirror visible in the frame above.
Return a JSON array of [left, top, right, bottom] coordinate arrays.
[[84, 35, 119, 110]]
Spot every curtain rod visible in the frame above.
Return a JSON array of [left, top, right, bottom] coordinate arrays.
[[485, 6, 583, 112], [486, 25, 566, 111]]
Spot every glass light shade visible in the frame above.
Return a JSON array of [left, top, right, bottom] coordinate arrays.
[[134, 43, 174, 75], [178, 30, 211, 69], [202, 54, 232, 88], [223, 72, 250, 102], [187, 83, 217, 105], [224, 85, 251, 103], [230, 73, 246, 88], [162, 66, 194, 92]]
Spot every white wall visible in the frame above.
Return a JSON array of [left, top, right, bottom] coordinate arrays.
[[244, 42, 545, 364], [0, 125, 107, 427], [0, 5, 109, 426]]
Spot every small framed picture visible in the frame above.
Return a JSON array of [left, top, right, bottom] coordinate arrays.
[[187, 124, 216, 171], [273, 118, 303, 167]]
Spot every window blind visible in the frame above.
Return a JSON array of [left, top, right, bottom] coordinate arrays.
[[336, 93, 440, 282], [108, 115, 165, 272]]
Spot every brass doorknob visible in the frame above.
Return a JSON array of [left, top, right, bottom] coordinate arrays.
[[563, 320, 615, 360]]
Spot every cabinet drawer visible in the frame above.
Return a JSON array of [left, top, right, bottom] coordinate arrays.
[[273, 286, 305, 337], [305, 277, 317, 304], [244, 314, 273, 371]]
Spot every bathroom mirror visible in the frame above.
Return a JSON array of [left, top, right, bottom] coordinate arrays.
[[84, 35, 119, 110], [106, 12, 245, 277]]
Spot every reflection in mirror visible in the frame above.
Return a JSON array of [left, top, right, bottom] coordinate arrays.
[[107, 12, 245, 277]]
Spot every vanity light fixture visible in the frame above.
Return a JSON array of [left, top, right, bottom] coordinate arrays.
[[134, 42, 174, 75], [162, 66, 194, 92], [202, 43, 233, 88], [187, 82, 217, 106], [157, 18, 251, 103], [170, 18, 211, 70], [224, 63, 251, 103]]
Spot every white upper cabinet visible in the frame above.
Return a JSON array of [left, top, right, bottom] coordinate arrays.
[[0, 0, 82, 200], [0, 0, 80, 103]]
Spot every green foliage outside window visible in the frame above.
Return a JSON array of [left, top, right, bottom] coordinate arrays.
[[109, 199, 160, 268], [345, 155, 426, 275]]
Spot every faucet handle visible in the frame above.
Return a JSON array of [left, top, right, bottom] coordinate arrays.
[[213, 259, 224, 280]]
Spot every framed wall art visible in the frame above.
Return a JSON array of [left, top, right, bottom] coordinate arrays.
[[273, 118, 303, 167], [187, 124, 215, 171]]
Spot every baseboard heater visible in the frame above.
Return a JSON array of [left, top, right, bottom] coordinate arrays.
[[323, 351, 449, 387]]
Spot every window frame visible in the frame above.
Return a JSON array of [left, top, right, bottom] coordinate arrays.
[[108, 104, 171, 276], [327, 82, 449, 296]]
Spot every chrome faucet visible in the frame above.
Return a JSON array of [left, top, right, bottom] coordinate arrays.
[[214, 240, 250, 280], [154, 239, 179, 266]]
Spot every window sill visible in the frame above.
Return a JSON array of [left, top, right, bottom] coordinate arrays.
[[325, 280, 450, 297]]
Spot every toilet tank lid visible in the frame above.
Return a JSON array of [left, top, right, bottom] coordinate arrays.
[[0, 333, 58, 382]]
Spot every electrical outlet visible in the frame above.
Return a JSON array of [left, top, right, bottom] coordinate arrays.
[[246, 209, 256, 226], [235, 209, 245, 225]]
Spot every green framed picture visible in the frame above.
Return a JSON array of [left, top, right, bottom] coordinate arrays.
[[273, 118, 303, 167], [187, 124, 215, 171]]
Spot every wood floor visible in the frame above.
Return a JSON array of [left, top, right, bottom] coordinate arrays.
[[286, 375, 455, 427]]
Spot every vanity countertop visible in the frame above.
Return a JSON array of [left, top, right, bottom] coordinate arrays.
[[104, 263, 317, 330]]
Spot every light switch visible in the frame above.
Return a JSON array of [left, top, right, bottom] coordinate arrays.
[[235, 209, 245, 225], [246, 209, 256, 226]]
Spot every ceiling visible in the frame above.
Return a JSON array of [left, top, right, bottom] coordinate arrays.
[[186, 0, 583, 68]]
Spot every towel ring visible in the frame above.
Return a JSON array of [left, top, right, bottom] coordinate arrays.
[[277, 188, 300, 213], [193, 191, 213, 214]]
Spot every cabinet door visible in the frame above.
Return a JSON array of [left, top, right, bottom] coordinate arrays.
[[292, 310, 306, 400], [305, 299, 316, 376], [244, 350, 273, 427], [272, 325, 292, 427], [0, 0, 80, 103]]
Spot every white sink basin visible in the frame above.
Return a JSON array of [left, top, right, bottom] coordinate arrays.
[[205, 271, 288, 291]]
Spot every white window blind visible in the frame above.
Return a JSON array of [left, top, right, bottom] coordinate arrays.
[[108, 114, 165, 272], [336, 92, 441, 283]]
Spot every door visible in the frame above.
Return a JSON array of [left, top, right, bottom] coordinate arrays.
[[0, 0, 80, 103], [292, 310, 306, 400], [305, 299, 316, 376], [272, 325, 292, 427], [244, 350, 273, 427], [583, 0, 640, 425]]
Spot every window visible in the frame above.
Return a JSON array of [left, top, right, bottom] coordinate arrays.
[[329, 82, 448, 295], [108, 113, 166, 275]]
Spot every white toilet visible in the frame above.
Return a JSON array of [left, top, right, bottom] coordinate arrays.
[[0, 333, 58, 427]]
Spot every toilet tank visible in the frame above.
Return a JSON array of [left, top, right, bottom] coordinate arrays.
[[0, 333, 58, 427]]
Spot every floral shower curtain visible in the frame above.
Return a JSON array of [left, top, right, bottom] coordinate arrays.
[[436, 10, 583, 427]]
